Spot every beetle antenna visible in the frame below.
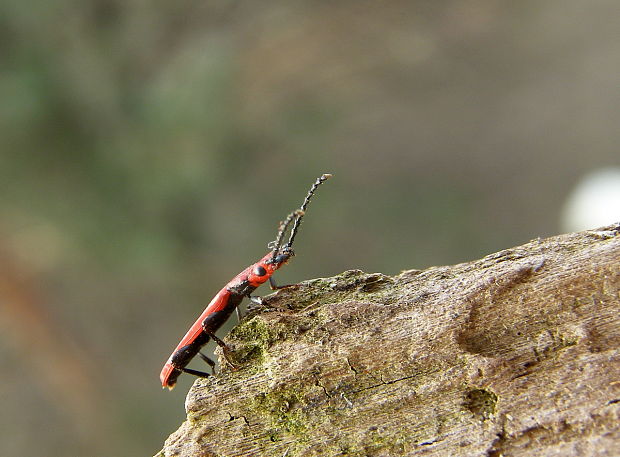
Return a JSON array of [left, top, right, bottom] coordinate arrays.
[[285, 173, 332, 249], [268, 209, 304, 261]]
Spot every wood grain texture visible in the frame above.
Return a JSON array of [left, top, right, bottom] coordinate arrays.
[[156, 224, 620, 457]]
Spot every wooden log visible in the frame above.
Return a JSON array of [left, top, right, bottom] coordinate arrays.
[[156, 224, 620, 457]]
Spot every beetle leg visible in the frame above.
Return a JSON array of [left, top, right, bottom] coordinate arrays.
[[207, 331, 240, 370], [269, 276, 294, 290], [181, 367, 211, 378], [198, 352, 216, 373]]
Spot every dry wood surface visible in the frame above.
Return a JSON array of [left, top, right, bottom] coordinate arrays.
[[157, 224, 620, 457]]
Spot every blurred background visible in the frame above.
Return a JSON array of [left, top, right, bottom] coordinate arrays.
[[1, 1, 618, 455]]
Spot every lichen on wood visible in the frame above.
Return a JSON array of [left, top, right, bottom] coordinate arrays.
[[156, 224, 620, 457]]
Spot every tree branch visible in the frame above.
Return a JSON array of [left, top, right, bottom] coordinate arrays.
[[157, 224, 620, 457]]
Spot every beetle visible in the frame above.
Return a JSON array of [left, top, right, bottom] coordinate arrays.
[[160, 174, 331, 389]]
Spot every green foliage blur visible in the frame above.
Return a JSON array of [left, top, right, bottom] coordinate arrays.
[[0, 1, 618, 456]]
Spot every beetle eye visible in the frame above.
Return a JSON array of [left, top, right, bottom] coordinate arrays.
[[253, 265, 267, 276]]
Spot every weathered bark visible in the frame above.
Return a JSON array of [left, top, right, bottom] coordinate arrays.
[[156, 224, 620, 457]]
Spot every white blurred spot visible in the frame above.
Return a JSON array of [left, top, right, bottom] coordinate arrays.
[[562, 167, 620, 232]]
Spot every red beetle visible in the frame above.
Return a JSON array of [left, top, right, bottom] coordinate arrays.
[[160, 174, 331, 389]]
